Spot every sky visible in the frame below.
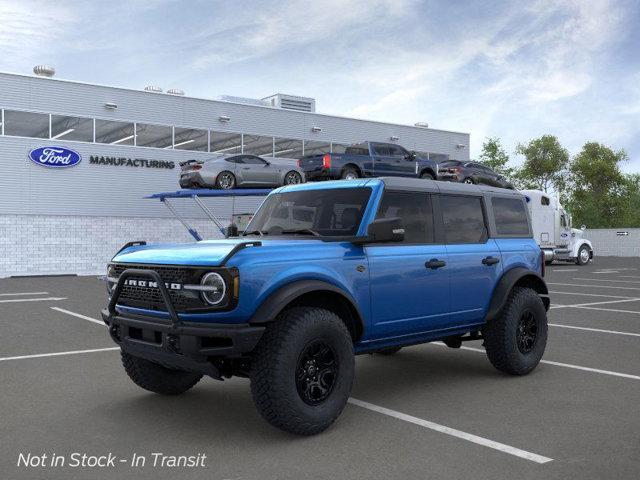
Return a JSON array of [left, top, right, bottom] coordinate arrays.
[[1, 0, 639, 172]]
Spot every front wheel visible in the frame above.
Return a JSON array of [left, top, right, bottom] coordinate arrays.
[[576, 245, 591, 265], [284, 170, 303, 185], [250, 307, 354, 435], [463, 177, 475, 184], [215, 171, 236, 189], [483, 287, 547, 375], [121, 351, 202, 395], [420, 171, 435, 180]]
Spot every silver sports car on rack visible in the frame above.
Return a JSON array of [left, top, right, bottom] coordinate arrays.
[[179, 154, 305, 189]]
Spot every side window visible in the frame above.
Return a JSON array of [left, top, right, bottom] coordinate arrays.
[[373, 144, 390, 156], [541, 196, 550, 206], [492, 197, 530, 236], [225, 156, 243, 164], [387, 145, 405, 157], [242, 155, 267, 165], [440, 195, 487, 244], [375, 191, 434, 243]]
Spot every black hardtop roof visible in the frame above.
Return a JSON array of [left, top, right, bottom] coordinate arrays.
[[379, 177, 523, 198]]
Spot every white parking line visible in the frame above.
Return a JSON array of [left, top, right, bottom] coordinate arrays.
[[619, 275, 640, 279], [547, 282, 640, 291], [0, 297, 67, 304], [0, 292, 49, 296], [570, 306, 640, 315], [550, 298, 640, 309], [348, 398, 552, 464], [549, 291, 638, 299], [592, 271, 619, 274], [549, 323, 640, 337], [51, 307, 105, 326], [572, 278, 640, 285], [549, 269, 578, 272], [0, 347, 119, 363], [437, 344, 640, 381]]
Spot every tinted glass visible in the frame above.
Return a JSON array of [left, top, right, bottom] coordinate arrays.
[[440, 160, 461, 167], [4, 110, 49, 138], [304, 140, 331, 156], [136, 123, 173, 148], [541, 196, 550, 206], [492, 197, 530, 236], [274, 137, 303, 158], [51, 115, 93, 142], [243, 135, 274, 156], [225, 156, 243, 164], [376, 191, 434, 243], [173, 127, 208, 151], [210, 131, 242, 154], [441, 195, 487, 244], [245, 188, 372, 237], [387, 145, 405, 157], [242, 156, 267, 165], [372, 144, 390, 155], [95, 119, 134, 145]]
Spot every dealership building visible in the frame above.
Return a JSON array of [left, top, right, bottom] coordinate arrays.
[[0, 68, 470, 277]]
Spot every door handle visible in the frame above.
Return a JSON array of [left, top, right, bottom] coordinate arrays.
[[242, 167, 250, 170], [425, 259, 446, 269], [482, 256, 500, 266]]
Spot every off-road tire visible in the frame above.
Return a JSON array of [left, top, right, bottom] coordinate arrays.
[[420, 171, 435, 180], [250, 307, 355, 435], [215, 171, 236, 189], [483, 287, 547, 375], [121, 351, 202, 395], [576, 245, 591, 265], [341, 167, 359, 180], [375, 346, 402, 355]]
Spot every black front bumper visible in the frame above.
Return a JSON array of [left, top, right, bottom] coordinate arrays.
[[103, 268, 264, 378]]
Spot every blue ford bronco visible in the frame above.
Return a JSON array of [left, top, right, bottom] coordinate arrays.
[[103, 177, 550, 435]]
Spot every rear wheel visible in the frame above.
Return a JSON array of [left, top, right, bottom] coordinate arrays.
[[216, 171, 236, 189], [250, 307, 354, 435], [420, 171, 435, 180], [341, 167, 359, 180], [463, 177, 475, 184], [284, 171, 303, 185], [576, 245, 591, 265], [121, 351, 202, 395], [483, 287, 547, 375]]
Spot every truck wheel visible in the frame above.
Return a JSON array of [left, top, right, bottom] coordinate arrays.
[[576, 245, 591, 265], [483, 287, 547, 375], [250, 307, 354, 435], [215, 171, 236, 189], [375, 346, 402, 355], [420, 171, 435, 180], [341, 167, 359, 180], [121, 351, 202, 395]]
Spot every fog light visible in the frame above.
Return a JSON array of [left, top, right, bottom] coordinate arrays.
[[200, 272, 226, 305]]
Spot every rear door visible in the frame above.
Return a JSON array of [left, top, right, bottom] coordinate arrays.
[[366, 190, 450, 338], [439, 194, 503, 325]]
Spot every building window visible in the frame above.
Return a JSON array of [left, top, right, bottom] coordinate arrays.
[[303, 140, 330, 156], [210, 131, 242, 154], [135, 123, 173, 148], [331, 143, 349, 154], [95, 119, 135, 145], [3, 110, 49, 139], [273, 137, 303, 159], [173, 127, 208, 151], [50, 114, 94, 142], [243, 134, 274, 156]]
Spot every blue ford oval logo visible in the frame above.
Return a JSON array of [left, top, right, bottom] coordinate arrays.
[[28, 146, 82, 168]]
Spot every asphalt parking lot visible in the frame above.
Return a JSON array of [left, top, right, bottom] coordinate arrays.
[[1, 257, 640, 480]]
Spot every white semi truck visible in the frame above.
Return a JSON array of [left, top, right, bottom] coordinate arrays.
[[521, 190, 593, 265]]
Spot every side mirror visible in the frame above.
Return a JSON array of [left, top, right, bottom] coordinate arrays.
[[353, 217, 404, 244], [225, 224, 239, 238]]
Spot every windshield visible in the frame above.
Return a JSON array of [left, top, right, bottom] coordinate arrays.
[[244, 188, 372, 237]]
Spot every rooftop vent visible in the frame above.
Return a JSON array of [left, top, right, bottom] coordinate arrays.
[[217, 95, 270, 107], [167, 88, 185, 96], [33, 65, 55, 78], [414, 122, 429, 128], [262, 93, 316, 113], [144, 85, 163, 93]]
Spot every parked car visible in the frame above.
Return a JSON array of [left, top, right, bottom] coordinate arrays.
[[103, 177, 549, 435], [438, 160, 514, 189], [179, 154, 305, 189], [298, 141, 438, 181]]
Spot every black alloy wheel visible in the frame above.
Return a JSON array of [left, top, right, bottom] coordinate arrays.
[[516, 310, 538, 354], [295, 341, 338, 405]]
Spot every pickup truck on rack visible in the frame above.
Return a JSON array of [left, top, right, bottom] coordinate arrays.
[[298, 141, 439, 182], [102, 177, 549, 435]]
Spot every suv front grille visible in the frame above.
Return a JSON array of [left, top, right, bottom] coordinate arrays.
[[110, 264, 210, 312]]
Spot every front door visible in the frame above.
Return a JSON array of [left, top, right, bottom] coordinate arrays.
[[366, 190, 450, 339], [439, 194, 503, 325], [370, 143, 395, 177]]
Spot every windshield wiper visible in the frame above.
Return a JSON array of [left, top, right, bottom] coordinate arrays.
[[242, 230, 265, 236], [281, 228, 320, 237]]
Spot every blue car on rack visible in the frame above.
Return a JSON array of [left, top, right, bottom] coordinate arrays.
[[102, 177, 549, 435]]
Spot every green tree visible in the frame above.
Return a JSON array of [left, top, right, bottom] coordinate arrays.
[[515, 135, 569, 193], [566, 142, 628, 228], [479, 137, 514, 178], [619, 174, 640, 228]]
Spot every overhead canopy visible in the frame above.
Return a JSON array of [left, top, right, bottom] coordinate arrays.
[[146, 188, 273, 200]]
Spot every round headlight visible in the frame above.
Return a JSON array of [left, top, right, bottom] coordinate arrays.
[[201, 272, 226, 305]]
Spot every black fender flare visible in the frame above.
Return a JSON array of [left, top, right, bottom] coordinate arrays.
[[485, 267, 549, 322], [249, 279, 365, 335]]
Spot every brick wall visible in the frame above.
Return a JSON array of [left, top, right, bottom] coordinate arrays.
[[583, 228, 640, 257], [0, 215, 226, 277]]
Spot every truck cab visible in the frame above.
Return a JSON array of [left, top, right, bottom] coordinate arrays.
[[522, 189, 593, 265]]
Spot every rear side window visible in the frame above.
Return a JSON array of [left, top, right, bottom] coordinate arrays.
[[375, 192, 434, 243], [440, 195, 487, 244], [541, 196, 550, 206], [492, 197, 530, 236]]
